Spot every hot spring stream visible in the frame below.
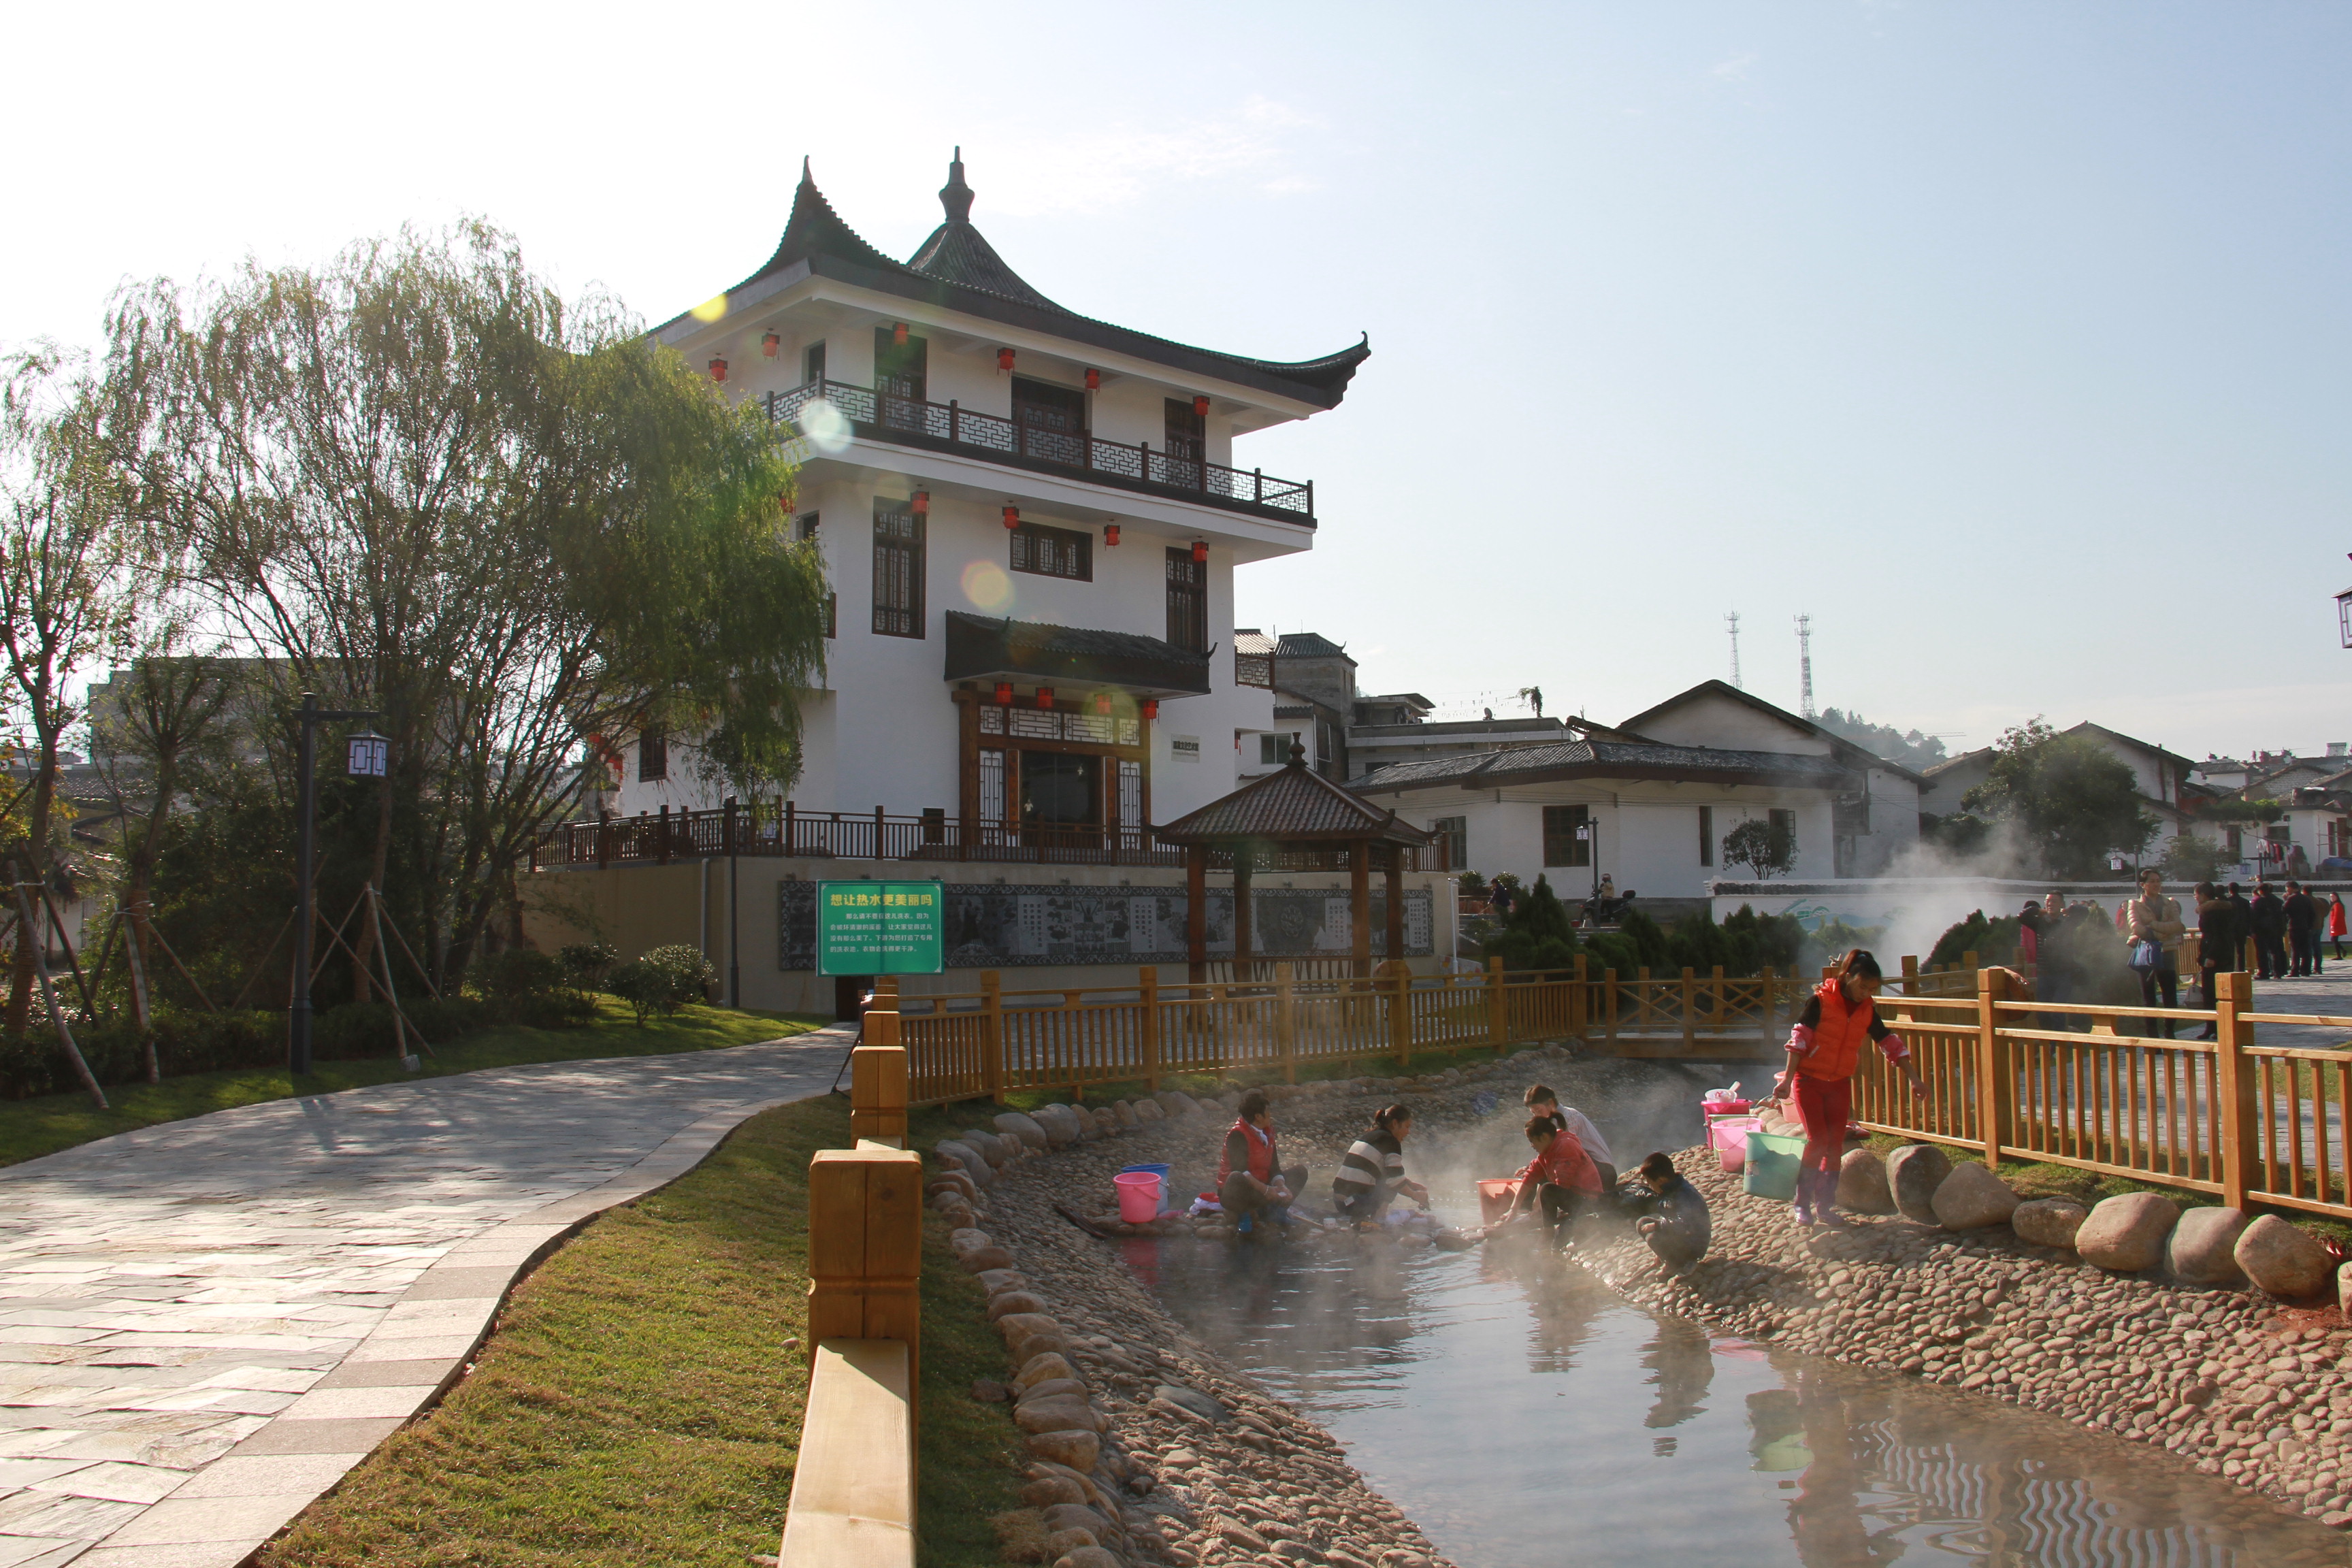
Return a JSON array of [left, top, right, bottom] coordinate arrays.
[[1119, 1088, 2351, 1567]]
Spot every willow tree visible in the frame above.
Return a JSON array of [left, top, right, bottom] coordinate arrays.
[[103, 223, 828, 985], [0, 351, 147, 1036]]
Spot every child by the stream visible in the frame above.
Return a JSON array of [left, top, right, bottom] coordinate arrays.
[[1774, 949, 1927, 1228], [1626, 1151, 1710, 1269], [1523, 1084, 1617, 1192], [1508, 1114, 1603, 1236]]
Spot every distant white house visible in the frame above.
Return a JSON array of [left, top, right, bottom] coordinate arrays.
[[1352, 681, 1925, 908], [1921, 722, 2203, 855]]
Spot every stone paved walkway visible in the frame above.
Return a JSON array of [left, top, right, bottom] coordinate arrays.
[[0, 1028, 853, 1567]]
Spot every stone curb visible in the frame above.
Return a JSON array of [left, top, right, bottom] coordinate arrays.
[[59, 1031, 847, 1568]]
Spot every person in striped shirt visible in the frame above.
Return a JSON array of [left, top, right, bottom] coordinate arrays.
[[1331, 1104, 1429, 1228]]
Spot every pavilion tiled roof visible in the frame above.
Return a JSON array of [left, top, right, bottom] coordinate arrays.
[[664, 153, 1370, 408], [1355, 739, 1854, 794], [1158, 751, 1431, 844]]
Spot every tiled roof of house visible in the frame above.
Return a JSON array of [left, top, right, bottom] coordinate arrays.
[[1355, 739, 1853, 794], [1234, 629, 1278, 658], [1275, 631, 1351, 659], [664, 155, 1369, 408]]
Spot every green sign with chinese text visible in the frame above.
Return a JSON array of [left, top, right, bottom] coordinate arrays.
[[816, 881, 945, 975]]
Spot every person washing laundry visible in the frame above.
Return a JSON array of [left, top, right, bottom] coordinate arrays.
[[1771, 949, 1927, 1228], [1218, 1090, 1307, 1236], [1507, 1113, 1604, 1237], [1523, 1083, 1618, 1192], [1625, 1152, 1711, 1270], [1332, 1103, 1430, 1228]]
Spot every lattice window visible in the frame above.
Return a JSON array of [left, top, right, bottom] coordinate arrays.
[[1009, 708, 1062, 740], [1066, 713, 1115, 745], [979, 706, 1004, 735], [872, 502, 924, 638], [1009, 521, 1092, 581], [979, 749, 1006, 822], [1543, 804, 1590, 868], [1118, 760, 1143, 828]]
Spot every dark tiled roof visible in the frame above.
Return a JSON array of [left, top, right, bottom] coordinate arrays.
[[668, 156, 1369, 409], [1355, 739, 1854, 794], [943, 612, 1210, 696], [1616, 679, 1929, 785], [1159, 756, 1431, 844], [1274, 631, 1350, 659]]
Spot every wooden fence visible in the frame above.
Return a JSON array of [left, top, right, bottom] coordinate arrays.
[[892, 953, 1984, 1108], [1852, 970, 2352, 1222]]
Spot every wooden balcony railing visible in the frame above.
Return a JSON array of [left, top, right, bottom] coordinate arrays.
[[766, 379, 1315, 523], [531, 800, 1449, 872]]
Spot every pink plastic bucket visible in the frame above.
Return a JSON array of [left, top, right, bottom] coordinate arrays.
[[1115, 1171, 1162, 1224], [1709, 1114, 1762, 1173]]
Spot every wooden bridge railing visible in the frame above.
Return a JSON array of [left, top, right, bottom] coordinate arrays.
[[1853, 968, 2352, 1223], [890, 952, 1988, 1107]]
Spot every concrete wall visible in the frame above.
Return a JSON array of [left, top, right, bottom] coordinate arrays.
[[523, 857, 1459, 1017]]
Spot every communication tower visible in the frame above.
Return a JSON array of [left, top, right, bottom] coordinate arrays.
[[1726, 611, 1743, 689], [1795, 614, 1815, 719]]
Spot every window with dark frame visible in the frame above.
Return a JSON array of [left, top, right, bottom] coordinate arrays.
[[1769, 808, 1797, 842], [637, 731, 668, 783], [1163, 397, 1205, 460], [1699, 805, 1714, 866], [1433, 815, 1467, 873], [794, 514, 835, 637], [1258, 734, 1286, 766], [1009, 521, 1092, 581], [872, 502, 924, 638], [1013, 377, 1088, 465], [802, 340, 826, 385], [1165, 546, 1206, 653], [1543, 804, 1591, 868]]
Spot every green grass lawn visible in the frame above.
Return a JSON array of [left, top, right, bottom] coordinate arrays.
[[259, 1092, 1023, 1568], [0, 997, 828, 1169]]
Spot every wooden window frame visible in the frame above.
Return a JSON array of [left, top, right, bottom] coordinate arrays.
[[871, 502, 925, 639], [1164, 546, 1207, 653], [637, 731, 668, 783], [1009, 521, 1092, 582], [1542, 804, 1590, 868], [1699, 804, 1714, 867]]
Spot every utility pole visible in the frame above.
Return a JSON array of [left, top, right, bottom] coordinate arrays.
[[1725, 611, 1743, 689], [291, 692, 382, 1075], [1795, 615, 1815, 720]]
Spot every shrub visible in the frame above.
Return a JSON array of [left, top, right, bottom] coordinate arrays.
[[1927, 910, 2025, 970], [1720, 904, 1808, 974], [557, 941, 621, 987], [475, 949, 566, 1000], [609, 945, 716, 1026], [1481, 873, 1582, 971], [1, 1008, 284, 1099]]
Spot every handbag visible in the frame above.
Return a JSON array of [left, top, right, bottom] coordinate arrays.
[[2128, 938, 2163, 973]]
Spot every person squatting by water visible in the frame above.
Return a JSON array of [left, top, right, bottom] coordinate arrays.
[[1508, 1113, 1604, 1237], [1774, 950, 1927, 1228], [1218, 1089, 1308, 1237], [1330, 1103, 1431, 1228], [1523, 1083, 1618, 1192], [1625, 1151, 1711, 1270]]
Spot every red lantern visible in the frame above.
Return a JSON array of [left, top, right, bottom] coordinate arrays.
[[1002, 505, 1020, 529], [1085, 368, 1100, 391], [1191, 540, 1208, 564], [894, 321, 909, 346], [1192, 395, 1209, 417], [1036, 687, 1055, 708], [1141, 699, 1159, 721], [1094, 692, 1113, 715], [709, 357, 728, 382], [761, 331, 779, 357], [911, 490, 929, 517], [998, 347, 1015, 372], [1103, 523, 1120, 546], [994, 681, 1013, 704]]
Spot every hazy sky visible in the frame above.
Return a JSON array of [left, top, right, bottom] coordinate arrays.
[[10, 1, 2347, 761]]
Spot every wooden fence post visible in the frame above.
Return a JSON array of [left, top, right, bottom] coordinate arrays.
[[849, 1032, 909, 1147], [1135, 966, 1160, 1094], [1486, 956, 1507, 1049], [1759, 966, 1776, 1054], [806, 1145, 923, 1382], [1709, 965, 1725, 1030], [1974, 966, 2010, 1165], [1392, 961, 1416, 1068], [1605, 968, 1620, 1048], [1276, 962, 1298, 1083], [979, 970, 1004, 1103], [1572, 953, 1588, 1041], [1680, 967, 1697, 1054], [2215, 970, 2257, 1211]]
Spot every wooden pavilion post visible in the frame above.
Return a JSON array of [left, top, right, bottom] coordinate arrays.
[[1382, 847, 1404, 968], [1350, 839, 1371, 980], [1232, 849, 1254, 985], [1186, 845, 1208, 986]]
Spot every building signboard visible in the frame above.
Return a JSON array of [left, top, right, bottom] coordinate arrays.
[[815, 881, 945, 975]]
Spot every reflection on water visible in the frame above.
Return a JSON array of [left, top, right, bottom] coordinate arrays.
[[1132, 1219, 2349, 1567]]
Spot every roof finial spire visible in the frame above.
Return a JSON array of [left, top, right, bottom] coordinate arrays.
[[800, 154, 811, 182], [940, 146, 975, 223]]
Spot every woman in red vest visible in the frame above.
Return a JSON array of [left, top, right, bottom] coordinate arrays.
[[1217, 1090, 1307, 1235], [1773, 949, 1927, 1228]]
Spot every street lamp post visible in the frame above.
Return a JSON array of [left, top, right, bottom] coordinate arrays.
[[290, 692, 381, 1075]]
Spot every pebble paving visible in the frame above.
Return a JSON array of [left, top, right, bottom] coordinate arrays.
[[0, 1028, 851, 1567]]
